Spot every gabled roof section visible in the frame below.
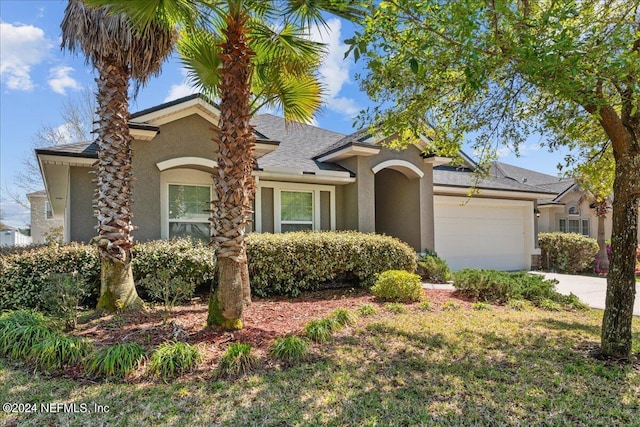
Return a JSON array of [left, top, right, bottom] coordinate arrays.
[[36, 141, 97, 158], [253, 114, 351, 176]]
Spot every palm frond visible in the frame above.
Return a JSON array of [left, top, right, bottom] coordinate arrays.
[[62, 0, 176, 85], [282, 0, 366, 29], [253, 73, 323, 124], [177, 27, 223, 99]]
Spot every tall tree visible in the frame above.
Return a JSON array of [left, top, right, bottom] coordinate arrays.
[[349, 0, 639, 358], [61, 0, 176, 312], [89, 0, 363, 329]]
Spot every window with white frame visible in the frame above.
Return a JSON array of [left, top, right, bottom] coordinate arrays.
[[168, 184, 211, 241], [559, 218, 589, 236], [44, 201, 53, 220], [280, 190, 313, 232]]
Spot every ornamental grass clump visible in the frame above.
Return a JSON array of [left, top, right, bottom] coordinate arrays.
[[216, 343, 257, 378], [371, 270, 424, 303], [330, 308, 358, 327], [88, 342, 146, 379], [358, 304, 378, 316], [304, 319, 333, 343], [30, 335, 93, 371], [269, 336, 310, 363], [148, 341, 201, 380]]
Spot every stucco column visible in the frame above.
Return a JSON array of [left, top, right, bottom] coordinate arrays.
[[420, 163, 435, 252], [357, 156, 376, 232]]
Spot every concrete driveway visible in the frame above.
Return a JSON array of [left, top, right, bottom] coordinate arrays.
[[532, 272, 640, 316]]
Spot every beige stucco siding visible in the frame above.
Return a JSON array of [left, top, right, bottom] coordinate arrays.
[[336, 144, 435, 251], [375, 169, 421, 249], [69, 166, 95, 243], [131, 115, 218, 241]]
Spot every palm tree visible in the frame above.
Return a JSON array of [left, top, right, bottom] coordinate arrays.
[[87, 0, 363, 328], [61, 0, 175, 311]]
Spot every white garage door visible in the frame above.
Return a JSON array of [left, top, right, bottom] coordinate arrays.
[[434, 196, 530, 271]]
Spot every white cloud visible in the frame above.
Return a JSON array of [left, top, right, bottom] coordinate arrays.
[[48, 66, 81, 95], [0, 22, 53, 91], [164, 68, 198, 102], [55, 122, 75, 144], [308, 19, 360, 117]]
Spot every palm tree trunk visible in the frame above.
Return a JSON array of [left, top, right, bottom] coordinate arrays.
[[93, 59, 143, 312], [207, 13, 255, 329]]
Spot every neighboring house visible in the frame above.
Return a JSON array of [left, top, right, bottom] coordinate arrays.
[[0, 227, 32, 247], [35, 94, 559, 271], [492, 162, 640, 244], [27, 190, 64, 244]]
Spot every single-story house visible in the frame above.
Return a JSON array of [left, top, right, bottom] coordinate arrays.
[[490, 162, 640, 244], [34, 94, 569, 271]]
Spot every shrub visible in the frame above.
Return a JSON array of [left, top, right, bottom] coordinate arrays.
[[358, 304, 378, 317], [539, 299, 562, 311], [453, 270, 558, 304], [88, 343, 146, 379], [539, 232, 599, 274], [418, 250, 452, 283], [472, 302, 491, 311], [0, 238, 215, 311], [139, 269, 195, 322], [371, 270, 424, 302], [558, 293, 590, 311], [441, 301, 461, 311], [329, 308, 358, 327], [131, 238, 215, 296], [507, 299, 532, 311], [0, 310, 57, 359], [304, 319, 333, 343], [269, 336, 310, 363], [41, 273, 86, 329], [148, 341, 201, 380], [0, 243, 99, 311], [30, 335, 93, 370], [418, 301, 432, 311], [247, 232, 417, 297], [216, 343, 257, 378], [384, 302, 408, 314]]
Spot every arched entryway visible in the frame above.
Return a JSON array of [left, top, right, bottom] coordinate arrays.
[[373, 160, 423, 250]]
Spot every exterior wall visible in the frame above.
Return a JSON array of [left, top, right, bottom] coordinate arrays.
[[374, 168, 421, 250], [132, 115, 218, 242], [69, 166, 96, 243], [28, 194, 63, 244], [337, 144, 435, 252]]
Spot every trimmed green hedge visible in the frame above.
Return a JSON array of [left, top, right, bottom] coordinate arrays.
[[246, 232, 417, 297], [0, 238, 215, 311], [1, 232, 417, 308], [538, 232, 598, 274]]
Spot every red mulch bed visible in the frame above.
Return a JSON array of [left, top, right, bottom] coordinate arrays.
[[69, 288, 477, 381]]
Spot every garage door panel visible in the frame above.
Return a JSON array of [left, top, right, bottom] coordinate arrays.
[[434, 198, 528, 271]]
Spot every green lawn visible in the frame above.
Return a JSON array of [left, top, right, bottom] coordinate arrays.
[[2, 307, 639, 426]]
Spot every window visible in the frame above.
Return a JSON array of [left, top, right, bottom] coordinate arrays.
[[44, 201, 53, 220], [280, 191, 313, 232], [168, 184, 211, 241], [559, 218, 589, 237], [567, 205, 580, 216]]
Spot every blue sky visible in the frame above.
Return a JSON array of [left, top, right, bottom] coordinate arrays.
[[0, 0, 568, 228]]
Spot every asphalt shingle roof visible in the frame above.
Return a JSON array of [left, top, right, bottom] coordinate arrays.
[[252, 114, 350, 174], [434, 166, 558, 194], [36, 141, 97, 158]]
